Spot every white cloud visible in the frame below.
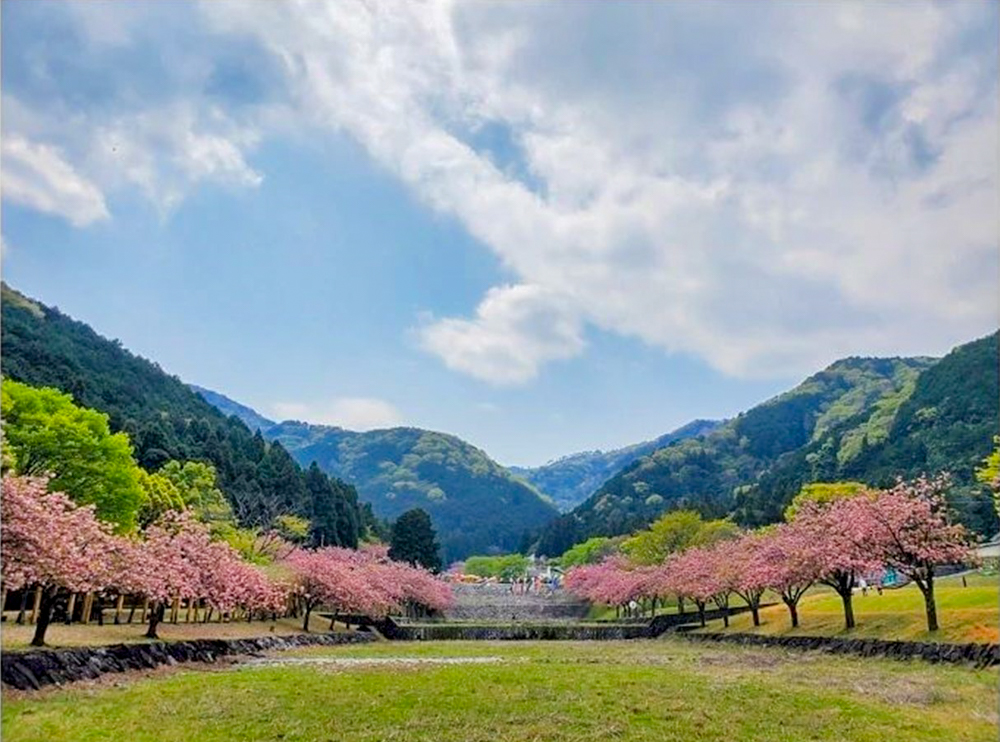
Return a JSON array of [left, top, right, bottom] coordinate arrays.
[[271, 397, 403, 431], [88, 104, 263, 214], [1, 134, 109, 226], [7, 1, 995, 378], [200, 0, 997, 382], [419, 284, 584, 384]]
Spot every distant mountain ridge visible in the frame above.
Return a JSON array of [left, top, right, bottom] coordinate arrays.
[[189, 384, 276, 433], [190, 388, 560, 563], [510, 419, 721, 512]]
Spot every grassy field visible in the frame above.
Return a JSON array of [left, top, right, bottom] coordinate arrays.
[[699, 572, 998, 644], [2, 639, 996, 742], [0, 612, 346, 652]]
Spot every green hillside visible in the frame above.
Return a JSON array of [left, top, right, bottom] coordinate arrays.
[[189, 388, 562, 563], [540, 339, 998, 554], [262, 421, 559, 563], [510, 419, 721, 512], [0, 284, 362, 548]]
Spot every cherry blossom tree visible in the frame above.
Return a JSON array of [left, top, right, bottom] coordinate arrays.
[[859, 476, 975, 632], [757, 523, 822, 628], [1, 475, 116, 646], [725, 532, 771, 627], [663, 548, 720, 627], [792, 496, 883, 630]]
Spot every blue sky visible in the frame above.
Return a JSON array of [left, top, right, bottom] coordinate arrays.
[[2, 1, 997, 466]]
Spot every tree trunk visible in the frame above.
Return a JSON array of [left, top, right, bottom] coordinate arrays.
[[782, 597, 799, 628], [30, 586, 58, 647], [65, 593, 77, 625], [750, 604, 760, 627], [115, 595, 125, 625], [677, 596, 685, 615], [95, 594, 105, 625], [127, 599, 138, 624], [170, 596, 180, 624], [30, 586, 42, 624], [697, 601, 706, 627], [838, 589, 856, 630], [302, 604, 312, 632], [145, 601, 165, 639], [81, 592, 94, 625], [920, 575, 938, 632], [16, 589, 29, 624], [186, 599, 194, 623]]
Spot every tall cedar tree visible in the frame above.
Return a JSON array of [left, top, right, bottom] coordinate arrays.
[[388, 508, 442, 572]]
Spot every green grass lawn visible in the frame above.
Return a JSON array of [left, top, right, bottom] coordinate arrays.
[[700, 572, 998, 644], [2, 639, 995, 742]]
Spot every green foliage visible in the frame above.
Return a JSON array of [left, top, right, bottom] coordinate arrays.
[[783, 481, 867, 521], [136, 469, 185, 527], [0, 285, 363, 546], [557, 537, 621, 568], [976, 437, 999, 516], [274, 514, 311, 542], [389, 508, 441, 571], [1, 379, 145, 532], [621, 511, 738, 565], [462, 554, 530, 580]]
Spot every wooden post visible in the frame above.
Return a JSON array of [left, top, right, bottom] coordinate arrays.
[[170, 596, 180, 624], [66, 593, 78, 624], [81, 592, 94, 625], [186, 599, 194, 623], [115, 595, 124, 625]]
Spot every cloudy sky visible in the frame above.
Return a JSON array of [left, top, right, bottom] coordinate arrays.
[[2, 1, 997, 465]]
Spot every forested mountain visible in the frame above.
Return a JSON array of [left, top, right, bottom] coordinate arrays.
[[193, 390, 561, 563], [510, 419, 721, 512], [537, 336, 999, 555], [0, 284, 362, 548]]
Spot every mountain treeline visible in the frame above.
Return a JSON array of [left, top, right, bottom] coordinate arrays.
[[536, 334, 999, 555], [0, 284, 362, 548]]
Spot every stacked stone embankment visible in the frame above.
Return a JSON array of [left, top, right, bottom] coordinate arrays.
[[1, 632, 375, 691], [443, 583, 590, 622]]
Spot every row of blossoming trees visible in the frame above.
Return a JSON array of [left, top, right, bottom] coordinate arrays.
[[565, 477, 974, 633], [1, 475, 452, 646]]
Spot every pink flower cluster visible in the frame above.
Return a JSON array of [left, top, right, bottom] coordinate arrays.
[[283, 544, 453, 621]]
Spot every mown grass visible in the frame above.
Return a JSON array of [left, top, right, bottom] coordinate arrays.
[[700, 572, 998, 644], [2, 639, 995, 742]]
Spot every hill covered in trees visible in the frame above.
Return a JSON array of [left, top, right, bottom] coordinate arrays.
[[193, 390, 561, 563], [509, 420, 721, 512], [537, 336, 998, 555], [0, 284, 362, 548]]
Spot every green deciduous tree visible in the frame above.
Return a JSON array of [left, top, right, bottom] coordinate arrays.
[[1, 379, 144, 531], [784, 481, 868, 521]]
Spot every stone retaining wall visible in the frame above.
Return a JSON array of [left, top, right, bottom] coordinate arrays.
[[388, 623, 652, 641], [1, 632, 376, 691], [678, 631, 1000, 668]]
